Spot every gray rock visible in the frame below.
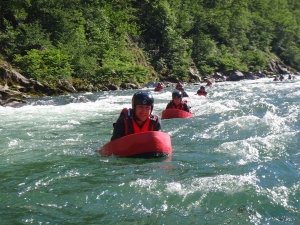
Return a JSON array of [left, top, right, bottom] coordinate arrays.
[[229, 71, 245, 81], [0, 97, 27, 107], [107, 84, 119, 90], [72, 96, 89, 103]]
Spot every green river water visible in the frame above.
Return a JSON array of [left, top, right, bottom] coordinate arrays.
[[1, 77, 300, 224]]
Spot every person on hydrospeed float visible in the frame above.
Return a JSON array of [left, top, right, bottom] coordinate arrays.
[[111, 91, 162, 141], [166, 90, 190, 112], [196, 86, 207, 97], [179, 87, 189, 97], [154, 82, 164, 91], [175, 82, 183, 90], [279, 74, 284, 81], [206, 80, 213, 86]]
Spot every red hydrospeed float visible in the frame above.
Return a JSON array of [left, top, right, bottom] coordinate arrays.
[[161, 109, 194, 119], [154, 87, 164, 92], [98, 131, 172, 158]]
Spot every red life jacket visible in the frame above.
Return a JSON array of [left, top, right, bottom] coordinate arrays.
[[197, 92, 207, 97], [168, 101, 185, 110], [197, 90, 207, 96], [175, 84, 183, 90], [117, 108, 157, 135]]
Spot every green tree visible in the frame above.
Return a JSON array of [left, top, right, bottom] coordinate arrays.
[[14, 48, 73, 83], [2, 0, 300, 89]]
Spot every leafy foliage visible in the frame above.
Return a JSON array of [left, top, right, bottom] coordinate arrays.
[[1, 0, 300, 87], [14, 48, 73, 82]]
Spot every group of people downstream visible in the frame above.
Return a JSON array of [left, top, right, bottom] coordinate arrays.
[[109, 72, 300, 143], [273, 74, 297, 81], [110, 81, 212, 142]]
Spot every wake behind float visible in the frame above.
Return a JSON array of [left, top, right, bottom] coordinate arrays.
[[161, 109, 194, 119], [98, 131, 172, 158]]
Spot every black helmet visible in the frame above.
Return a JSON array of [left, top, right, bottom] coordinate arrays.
[[172, 90, 182, 99], [132, 91, 154, 111], [200, 86, 205, 89]]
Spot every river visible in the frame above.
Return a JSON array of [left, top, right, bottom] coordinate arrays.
[[1, 77, 299, 224]]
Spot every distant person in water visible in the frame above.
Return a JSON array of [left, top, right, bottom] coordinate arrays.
[[154, 82, 164, 91], [206, 80, 213, 86], [179, 87, 189, 97], [111, 91, 161, 141], [175, 82, 183, 90], [288, 74, 292, 80], [273, 76, 279, 81], [279, 74, 284, 81], [166, 90, 190, 112], [196, 86, 207, 97]]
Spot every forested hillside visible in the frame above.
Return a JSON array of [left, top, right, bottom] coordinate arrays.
[[1, 0, 300, 88]]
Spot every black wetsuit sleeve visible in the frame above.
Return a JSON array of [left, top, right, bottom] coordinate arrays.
[[166, 102, 172, 109], [149, 114, 162, 132], [111, 116, 126, 141], [155, 116, 162, 131], [183, 92, 189, 97], [183, 103, 190, 112]]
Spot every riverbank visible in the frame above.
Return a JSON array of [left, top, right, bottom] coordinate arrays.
[[1, 60, 296, 107]]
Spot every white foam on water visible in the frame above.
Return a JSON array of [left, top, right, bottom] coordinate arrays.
[[1, 77, 300, 224], [261, 111, 291, 134], [254, 180, 300, 213], [214, 131, 298, 165], [165, 172, 258, 197], [130, 178, 158, 189]]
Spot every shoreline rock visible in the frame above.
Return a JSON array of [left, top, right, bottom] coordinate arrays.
[[0, 60, 294, 107]]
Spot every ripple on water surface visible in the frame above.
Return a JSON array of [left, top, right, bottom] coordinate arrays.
[[1, 78, 300, 224]]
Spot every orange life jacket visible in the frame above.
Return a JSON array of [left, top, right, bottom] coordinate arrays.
[[117, 108, 157, 135]]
